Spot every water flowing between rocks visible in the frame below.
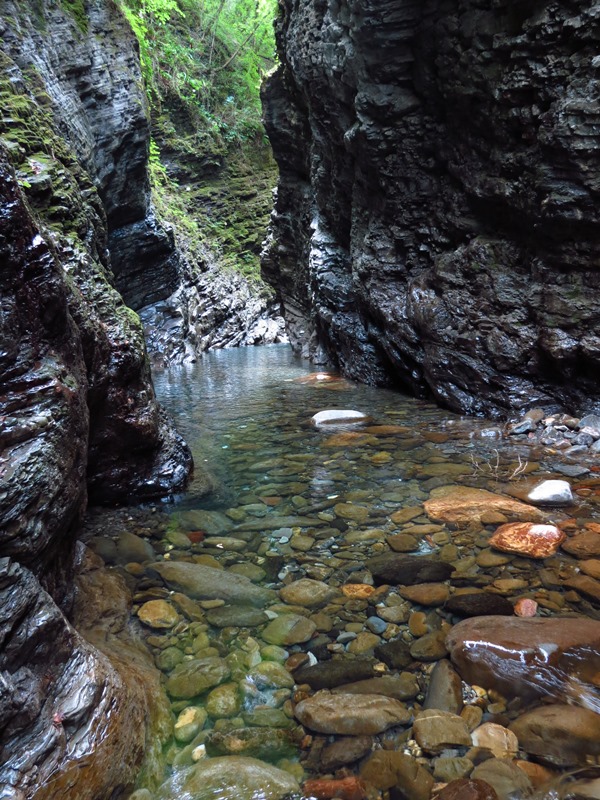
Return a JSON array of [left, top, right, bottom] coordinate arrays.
[[83, 344, 600, 800]]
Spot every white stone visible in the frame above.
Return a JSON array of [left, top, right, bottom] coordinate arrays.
[[527, 480, 573, 506], [311, 409, 369, 426]]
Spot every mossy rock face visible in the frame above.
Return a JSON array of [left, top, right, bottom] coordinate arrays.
[[59, 0, 89, 33]]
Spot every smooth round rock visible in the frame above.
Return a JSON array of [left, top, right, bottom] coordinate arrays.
[[262, 614, 317, 646], [445, 593, 514, 618], [205, 683, 241, 718], [471, 723, 518, 759], [279, 578, 340, 608], [174, 706, 207, 743], [157, 756, 300, 800], [166, 657, 231, 699], [294, 690, 411, 735], [489, 523, 565, 559], [205, 728, 297, 761], [508, 704, 600, 766], [205, 606, 268, 628], [413, 709, 472, 753], [527, 479, 573, 506], [360, 751, 434, 800], [137, 599, 179, 629], [470, 759, 532, 800], [311, 410, 369, 426], [293, 660, 376, 689], [367, 554, 453, 586]]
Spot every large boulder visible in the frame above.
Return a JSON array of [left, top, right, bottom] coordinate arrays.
[[149, 561, 276, 606]]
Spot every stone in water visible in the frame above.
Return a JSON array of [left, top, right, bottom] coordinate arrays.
[[311, 409, 369, 426], [489, 522, 565, 559], [527, 480, 573, 506]]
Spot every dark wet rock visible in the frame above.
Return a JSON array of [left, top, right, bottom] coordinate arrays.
[[374, 640, 413, 671], [367, 555, 453, 586], [116, 531, 156, 565], [320, 736, 373, 772], [149, 561, 276, 606], [445, 593, 514, 618], [293, 659, 377, 689], [205, 727, 298, 762], [263, 0, 600, 415], [0, 556, 170, 799], [423, 659, 464, 714], [446, 616, 600, 701]]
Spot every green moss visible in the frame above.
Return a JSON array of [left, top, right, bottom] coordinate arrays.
[[59, 0, 89, 34]]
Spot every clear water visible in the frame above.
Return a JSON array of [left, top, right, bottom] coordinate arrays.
[[139, 344, 600, 798]]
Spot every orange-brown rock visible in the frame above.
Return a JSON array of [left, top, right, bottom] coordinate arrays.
[[513, 598, 538, 617], [561, 530, 600, 558], [364, 424, 411, 435], [322, 432, 377, 447], [446, 616, 600, 701], [489, 523, 565, 559], [563, 574, 600, 603], [423, 486, 548, 528], [342, 583, 377, 599], [303, 777, 368, 800], [515, 760, 557, 789]]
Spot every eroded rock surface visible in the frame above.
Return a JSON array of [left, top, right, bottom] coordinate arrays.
[[263, 0, 600, 415]]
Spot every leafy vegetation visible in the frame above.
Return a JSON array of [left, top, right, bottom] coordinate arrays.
[[117, 0, 278, 143]]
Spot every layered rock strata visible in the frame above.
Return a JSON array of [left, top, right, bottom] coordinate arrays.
[[0, 1, 193, 795], [263, 0, 600, 416]]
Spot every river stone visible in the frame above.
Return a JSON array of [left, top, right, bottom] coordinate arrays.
[[294, 690, 411, 735], [424, 486, 547, 527], [489, 522, 565, 559], [311, 409, 370, 426], [470, 759, 533, 800], [166, 657, 231, 699], [116, 530, 155, 564], [334, 502, 369, 523], [157, 756, 300, 800], [509, 705, 600, 766], [205, 605, 268, 628], [423, 659, 463, 714], [398, 582, 449, 606], [413, 709, 472, 753], [156, 646, 184, 672], [445, 592, 514, 617], [410, 630, 448, 661], [228, 563, 266, 582], [205, 683, 241, 718], [374, 639, 413, 670], [320, 736, 373, 771], [137, 599, 179, 629], [360, 751, 434, 800], [347, 631, 380, 654], [435, 778, 499, 800], [331, 673, 420, 701], [387, 533, 420, 552], [279, 578, 340, 607], [527, 479, 574, 506], [205, 728, 297, 761], [174, 706, 208, 743], [564, 574, 600, 603], [149, 561, 276, 606], [581, 559, 600, 579], [446, 616, 600, 700], [293, 659, 376, 689], [433, 758, 476, 783], [243, 708, 293, 728], [262, 614, 317, 645], [248, 661, 295, 689], [562, 530, 600, 558], [367, 554, 453, 586], [176, 509, 234, 535], [390, 507, 424, 524], [471, 723, 518, 759]]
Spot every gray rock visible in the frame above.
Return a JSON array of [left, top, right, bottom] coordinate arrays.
[[527, 480, 573, 506], [149, 561, 276, 606]]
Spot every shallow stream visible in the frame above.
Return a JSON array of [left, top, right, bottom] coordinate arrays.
[[86, 344, 600, 800]]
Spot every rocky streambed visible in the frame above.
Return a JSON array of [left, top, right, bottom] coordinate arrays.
[[82, 346, 600, 800]]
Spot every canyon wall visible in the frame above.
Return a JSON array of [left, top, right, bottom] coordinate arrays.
[[263, 0, 600, 417], [0, 2, 187, 795]]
